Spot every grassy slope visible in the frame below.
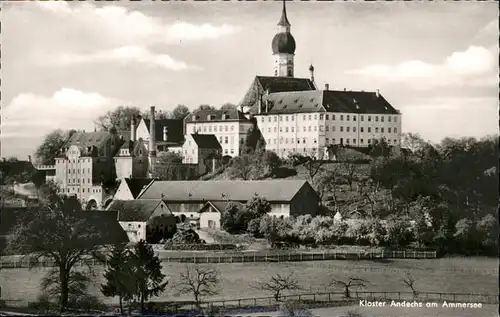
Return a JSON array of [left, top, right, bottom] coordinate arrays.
[[1, 258, 498, 306]]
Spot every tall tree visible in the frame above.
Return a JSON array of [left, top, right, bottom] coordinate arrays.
[[254, 272, 301, 302], [5, 185, 105, 312], [140, 108, 170, 121], [169, 104, 190, 119], [35, 130, 68, 165], [95, 106, 142, 131], [101, 245, 135, 314], [130, 240, 168, 312]]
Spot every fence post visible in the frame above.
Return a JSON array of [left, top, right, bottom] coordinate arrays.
[[265, 254, 268, 262], [328, 293, 331, 302], [398, 292, 401, 300], [403, 250, 406, 258], [300, 253, 303, 261], [323, 252, 325, 261]]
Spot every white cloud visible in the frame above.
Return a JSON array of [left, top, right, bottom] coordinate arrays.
[[1, 89, 120, 147], [347, 45, 496, 87], [32, 1, 240, 46], [47, 46, 199, 71]]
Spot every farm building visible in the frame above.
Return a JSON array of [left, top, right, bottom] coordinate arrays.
[[107, 199, 176, 243], [136, 179, 320, 229]]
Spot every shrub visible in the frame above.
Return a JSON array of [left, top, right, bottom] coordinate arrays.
[[163, 243, 238, 251], [169, 229, 202, 244]]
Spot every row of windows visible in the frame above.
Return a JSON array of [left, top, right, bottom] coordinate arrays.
[[68, 168, 91, 174], [68, 178, 92, 184], [194, 125, 234, 133], [261, 114, 399, 123], [58, 159, 92, 164], [266, 126, 399, 134], [216, 136, 246, 145], [65, 187, 101, 193], [267, 138, 399, 146]]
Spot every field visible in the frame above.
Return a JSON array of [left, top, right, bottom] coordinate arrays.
[[1, 257, 497, 307], [227, 304, 500, 317]]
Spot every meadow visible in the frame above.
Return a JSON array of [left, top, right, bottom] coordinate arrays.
[[226, 304, 500, 317], [1, 257, 497, 307]]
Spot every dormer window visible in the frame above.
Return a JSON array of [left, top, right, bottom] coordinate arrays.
[[221, 114, 227, 120], [192, 115, 196, 121], [207, 115, 212, 120]]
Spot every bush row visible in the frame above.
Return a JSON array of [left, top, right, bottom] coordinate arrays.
[[163, 243, 238, 251]]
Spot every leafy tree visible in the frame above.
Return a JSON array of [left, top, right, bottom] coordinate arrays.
[[254, 272, 301, 302], [175, 265, 220, 311], [140, 108, 170, 120], [5, 186, 106, 312], [401, 133, 427, 154], [302, 152, 325, 180], [329, 277, 369, 298], [95, 106, 142, 131], [101, 245, 135, 314], [192, 104, 216, 112], [227, 154, 257, 180], [220, 103, 238, 113], [476, 214, 499, 253], [311, 166, 342, 204], [169, 104, 190, 119], [245, 196, 271, 219], [35, 130, 68, 165], [368, 137, 391, 158], [259, 215, 282, 247], [384, 217, 414, 248], [153, 151, 195, 180], [129, 240, 168, 312]]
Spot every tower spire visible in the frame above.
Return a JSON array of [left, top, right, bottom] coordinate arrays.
[[277, 0, 291, 28]]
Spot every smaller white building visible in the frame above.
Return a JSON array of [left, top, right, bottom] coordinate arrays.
[[108, 199, 176, 243]]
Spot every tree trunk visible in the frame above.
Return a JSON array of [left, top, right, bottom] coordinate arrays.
[[140, 293, 145, 312], [59, 265, 69, 312], [119, 296, 123, 315], [344, 287, 350, 298]]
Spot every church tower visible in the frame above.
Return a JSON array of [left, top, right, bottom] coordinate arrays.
[[272, 0, 296, 77]]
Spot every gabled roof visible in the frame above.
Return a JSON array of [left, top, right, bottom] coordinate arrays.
[[63, 131, 111, 148], [137, 180, 311, 202], [142, 119, 184, 144], [190, 134, 222, 149], [200, 201, 244, 214], [82, 210, 130, 245], [108, 199, 167, 222], [184, 108, 250, 123], [261, 90, 400, 115], [122, 178, 154, 199], [239, 76, 316, 113]]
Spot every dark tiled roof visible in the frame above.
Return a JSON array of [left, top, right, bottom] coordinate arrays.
[[264, 90, 400, 115], [108, 199, 165, 222], [143, 119, 184, 143], [82, 210, 129, 245], [137, 180, 309, 202], [64, 131, 111, 148], [184, 108, 250, 123], [200, 201, 244, 213], [190, 134, 222, 149], [256, 76, 315, 93], [123, 178, 154, 198], [239, 76, 316, 113]]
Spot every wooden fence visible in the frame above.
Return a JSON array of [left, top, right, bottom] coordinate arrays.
[[166, 290, 499, 312], [0, 250, 437, 269], [2, 290, 498, 312]]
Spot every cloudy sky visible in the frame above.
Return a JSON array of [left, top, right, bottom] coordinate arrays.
[[1, 1, 498, 159]]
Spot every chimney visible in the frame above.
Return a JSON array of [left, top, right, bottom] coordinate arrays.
[[265, 89, 270, 112], [131, 116, 136, 142], [344, 88, 346, 91], [149, 106, 156, 157], [163, 126, 168, 141], [376, 89, 380, 98], [325, 83, 329, 91]]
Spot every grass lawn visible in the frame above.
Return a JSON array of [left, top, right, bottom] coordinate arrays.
[[1, 257, 497, 307], [226, 304, 500, 317]]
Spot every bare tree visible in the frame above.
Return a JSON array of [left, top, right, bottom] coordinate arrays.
[[303, 151, 325, 180], [329, 277, 369, 298], [403, 272, 419, 299], [254, 273, 301, 302], [175, 265, 220, 310]]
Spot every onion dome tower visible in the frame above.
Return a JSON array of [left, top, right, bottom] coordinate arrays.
[[272, 0, 296, 77]]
